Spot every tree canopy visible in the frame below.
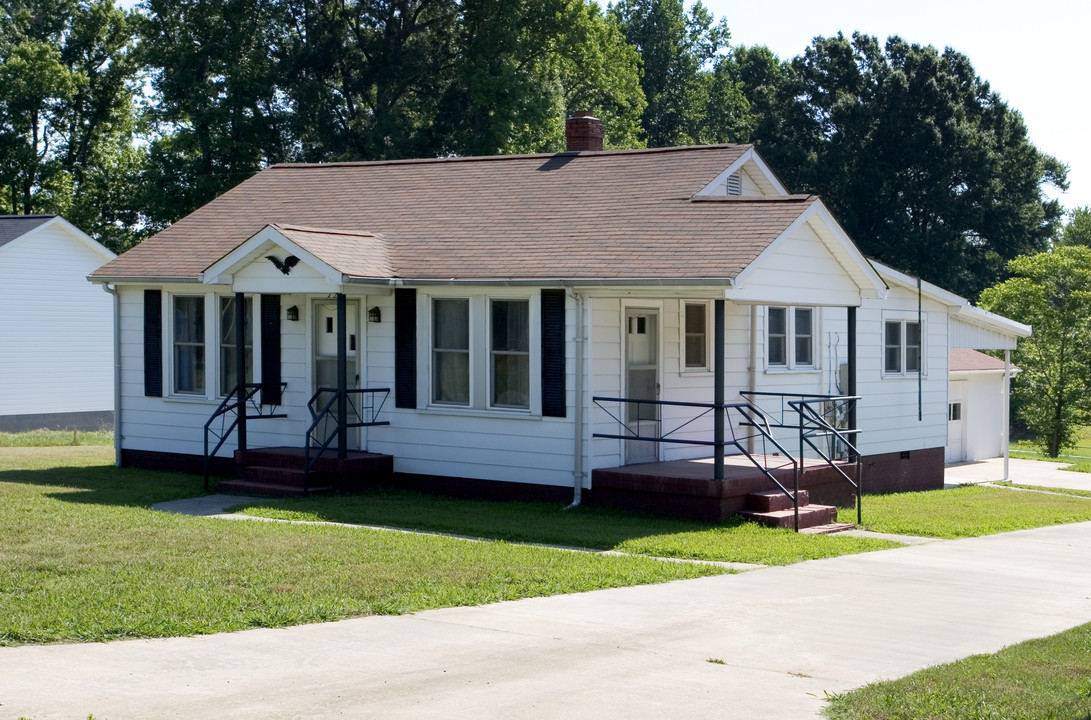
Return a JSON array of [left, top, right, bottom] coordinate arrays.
[[979, 247, 1091, 456], [0, 2, 1071, 294], [726, 33, 1067, 299]]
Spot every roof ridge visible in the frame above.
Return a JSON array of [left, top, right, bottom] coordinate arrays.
[[273, 222, 380, 238], [269, 144, 752, 170]]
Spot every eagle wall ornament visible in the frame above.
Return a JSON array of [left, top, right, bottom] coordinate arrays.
[[266, 255, 300, 275]]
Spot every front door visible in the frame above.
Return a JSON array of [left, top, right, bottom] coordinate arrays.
[[314, 300, 360, 449], [946, 381, 966, 463], [625, 308, 659, 464]]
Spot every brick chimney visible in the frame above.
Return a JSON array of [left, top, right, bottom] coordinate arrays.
[[565, 111, 604, 152]]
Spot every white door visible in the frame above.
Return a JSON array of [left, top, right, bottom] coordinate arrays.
[[625, 308, 659, 464], [313, 301, 360, 449], [947, 381, 966, 463]]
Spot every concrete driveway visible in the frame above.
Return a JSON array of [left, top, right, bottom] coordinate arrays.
[[945, 456, 1091, 491], [2, 518, 1090, 719]]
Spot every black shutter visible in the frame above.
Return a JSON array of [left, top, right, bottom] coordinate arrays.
[[260, 294, 282, 405], [394, 288, 417, 409], [541, 289, 566, 417], [143, 289, 163, 397]]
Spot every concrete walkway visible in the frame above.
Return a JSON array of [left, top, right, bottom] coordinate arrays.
[[2, 519, 1090, 719], [945, 456, 1091, 491]]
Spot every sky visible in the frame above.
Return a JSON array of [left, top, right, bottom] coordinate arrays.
[[701, 0, 1089, 215]]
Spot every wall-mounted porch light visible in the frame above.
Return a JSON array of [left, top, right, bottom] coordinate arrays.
[[286, 305, 299, 322], [368, 306, 382, 323]]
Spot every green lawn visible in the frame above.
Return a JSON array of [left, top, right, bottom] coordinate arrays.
[[0, 428, 113, 447], [234, 492, 901, 566], [0, 447, 727, 645], [824, 622, 1091, 720], [841, 484, 1091, 539], [1010, 425, 1091, 472]]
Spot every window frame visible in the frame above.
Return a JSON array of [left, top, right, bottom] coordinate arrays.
[[882, 316, 925, 377], [431, 296, 472, 407], [765, 305, 818, 371], [422, 291, 541, 415], [218, 295, 255, 398], [164, 291, 262, 402], [681, 301, 711, 372], [488, 298, 531, 410], [171, 294, 207, 396]]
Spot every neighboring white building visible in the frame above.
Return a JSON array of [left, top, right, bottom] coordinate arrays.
[[88, 117, 1030, 516], [947, 349, 1020, 463], [0, 215, 116, 431]]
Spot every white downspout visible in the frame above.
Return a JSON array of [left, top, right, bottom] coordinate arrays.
[[101, 283, 122, 467], [566, 289, 586, 509], [1003, 349, 1011, 483]]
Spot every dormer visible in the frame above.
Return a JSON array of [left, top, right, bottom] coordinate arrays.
[[693, 147, 789, 198]]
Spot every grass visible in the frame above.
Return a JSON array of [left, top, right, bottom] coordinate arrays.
[[1010, 425, 1091, 472], [0, 428, 112, 447], [1008, 483, 1091, 499], [234, 491, 902, 566], [824, 622, 1091, 720], [841, 484, 1091, 539], [0, 446, 728, 646]]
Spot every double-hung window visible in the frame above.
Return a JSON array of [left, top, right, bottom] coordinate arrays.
[[490, 299, 530, 408], [432, 298, 471, 405], [428, 294, 535, 412], [767, 306, 815, 369], [884, 319, 922, 375], [173, 296, 205, 394], [219, 296, 253, 396], [683, 302, 709, 370]]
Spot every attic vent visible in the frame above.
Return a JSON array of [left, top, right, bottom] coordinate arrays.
[[725, 174, 742, 196]]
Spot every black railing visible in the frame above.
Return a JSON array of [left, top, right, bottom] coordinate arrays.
[[593, 396, 802, 522], [742, 392, 863, 525], [302, 387, 390, 495], [203, 382, 288, 490]]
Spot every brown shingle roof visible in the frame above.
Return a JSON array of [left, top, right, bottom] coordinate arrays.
[[94, 145, 818, 282], [950, 348, 1012, 372]]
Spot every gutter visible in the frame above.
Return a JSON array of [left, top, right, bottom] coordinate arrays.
[[343, 276, 739, 289], [101, 283, 122, 467]]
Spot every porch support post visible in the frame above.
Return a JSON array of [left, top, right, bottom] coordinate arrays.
[[337, 292, 348, 461], [847, 306, 858, 462], [235, 291, 247, 452], [714, 299, 725, 482]]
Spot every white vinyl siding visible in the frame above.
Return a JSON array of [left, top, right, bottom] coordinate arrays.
[[0, 223, 114, 417]]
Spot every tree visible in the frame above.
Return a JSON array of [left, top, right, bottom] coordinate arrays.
[[979, 247, 1091, 457], [138, 0, 298, 230], [0, 0, 143, 251], [1058, 206, 1091, 248], [610, 0, 747, 146], [737, 33, 1067, 299]]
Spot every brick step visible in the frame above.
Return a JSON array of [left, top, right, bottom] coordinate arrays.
[[216, 479, 333, 498], [235, 447, 393, 475], [799, 522, 856, 535], [739, 504, 838, 530], [238, 465, 320, 488], [746, 490, 811, 513]]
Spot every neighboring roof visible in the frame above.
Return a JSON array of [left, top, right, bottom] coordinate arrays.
[[0, 215, 56, 249], [93, 145, 827, 283], [950, 348, 1013, 373], [871, 261, 1032, 342]]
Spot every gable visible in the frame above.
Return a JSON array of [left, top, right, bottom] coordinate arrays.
[[726, 201, 885, 306]]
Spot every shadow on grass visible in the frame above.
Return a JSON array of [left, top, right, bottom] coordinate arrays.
[[0, 462, 206, 508], [232, 487, 750, 552]]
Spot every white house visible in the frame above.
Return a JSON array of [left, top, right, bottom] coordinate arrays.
[[88, 115, 1028, 521], [0, 215, 116, 432]]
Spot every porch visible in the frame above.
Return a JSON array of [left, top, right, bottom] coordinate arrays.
[[591, 455, 857, 526]]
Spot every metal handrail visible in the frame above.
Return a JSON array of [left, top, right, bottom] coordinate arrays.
[[203, 382, 288, 490], [742, 391, 864, 525], [302, 387, 390, 495], [592, 396, 802, 525]]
